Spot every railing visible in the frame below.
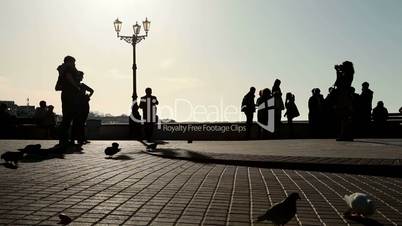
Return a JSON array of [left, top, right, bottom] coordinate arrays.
[[388, 113, 402, 123], [2, 119, 402, 140]]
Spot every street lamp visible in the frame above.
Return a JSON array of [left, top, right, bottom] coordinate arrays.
[[113, 17, 150, 127]]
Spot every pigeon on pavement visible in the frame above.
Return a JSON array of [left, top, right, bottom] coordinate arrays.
[[256, 192, 301, 226], [1, 151, 24, 166], [58, 213, 72, 225], [344, 192, 376, 217], [104, 142, 121, 158], [146, 143, 158, 151]]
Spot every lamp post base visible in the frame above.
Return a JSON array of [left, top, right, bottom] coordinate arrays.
[[129, 100, 142, 139]]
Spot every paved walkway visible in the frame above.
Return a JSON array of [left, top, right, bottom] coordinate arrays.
[[0, 140, 401, 225], [161, 139, 402, 159]]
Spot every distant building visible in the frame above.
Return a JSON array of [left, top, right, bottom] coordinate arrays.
[[0, 100, 35, 118], [16, 105, 35, 118], [0, 100, 17, 115]]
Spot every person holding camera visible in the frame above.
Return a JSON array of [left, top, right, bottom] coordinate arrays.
[[334, 61, 354, 90], [333, 61, 355, 141]]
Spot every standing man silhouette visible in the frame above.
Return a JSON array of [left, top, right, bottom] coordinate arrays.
[[359, 82, 373, 130], [272, 79, 285, 134], [241, 87, 256, 139], [72, 71, 94, 145], [139, 88, 159, 142]]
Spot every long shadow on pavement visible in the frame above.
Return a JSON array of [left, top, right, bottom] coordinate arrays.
[[147, 148, 402, 178], [20, 144, 83, 163], [108, 154, 134, 160]]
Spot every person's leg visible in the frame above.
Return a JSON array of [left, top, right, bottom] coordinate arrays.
[[274, 110, 282, 135], [149, 122, 155, 142], [76, 102, 89, 144], [245, 112, 253, 139], [60, 95, 74, 144], [288, 117, 293, 138], [82, 109, 90, 143], [71, 118, 79, 144], [144, 123, 155, 142], [74, 114, 85, 144]]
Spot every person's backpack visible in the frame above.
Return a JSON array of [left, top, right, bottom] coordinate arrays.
[[241, 96, 247, 112], [55, 74, 63, 91], [55, 65, 65, 91]]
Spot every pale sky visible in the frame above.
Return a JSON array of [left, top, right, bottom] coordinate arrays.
[[1, 0, 401, 121]]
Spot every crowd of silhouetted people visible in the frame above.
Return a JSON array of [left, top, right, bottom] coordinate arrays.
[[34, 100, 56, 131], [0, 58, 400, 142], [242, 79, 300, 138], [242, 60, 395, 140], [307, 61, 391, 140], [0, 101, 56, 138]]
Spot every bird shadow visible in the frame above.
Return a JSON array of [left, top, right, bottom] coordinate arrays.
[[345, 215, 383, 226], [109, 155, 133, 160], [145, 148, 212, 162]]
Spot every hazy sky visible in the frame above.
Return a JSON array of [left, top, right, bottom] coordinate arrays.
[[1, 0, 401, 121]]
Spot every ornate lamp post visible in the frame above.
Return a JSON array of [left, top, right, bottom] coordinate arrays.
[[113, 17, 150, 124]]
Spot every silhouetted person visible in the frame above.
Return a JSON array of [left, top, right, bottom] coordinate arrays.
[[72, 71, 94, 145], [358, 82, 373, 131], [308, 88, 324, 137], [350, 87, 360, 135], [372, 101, 388, 134], [334, 87, 355, 141], [256, 88, 271, 139], [399, 107, 402, 114], [334, 61, 354, 90], [241, 87, 256, 139], [40, 105, 57, 138], [139, 87, 159, 142], [0, 103, 16, 138], [333, 61, 355, 141], [272, 79, 284, 133], [56, 55, 80, 146], [256, 90, 264, 125], [45, 105, 56, 127], [284, 92, 299, 137], [34, 100, 48, 126], [324, 87, 336, 136]]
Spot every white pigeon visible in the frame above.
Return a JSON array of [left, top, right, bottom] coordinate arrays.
[[344, 192, 376, 217]]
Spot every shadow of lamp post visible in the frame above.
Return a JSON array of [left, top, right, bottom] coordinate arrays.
[[113, 18, 150, 137]]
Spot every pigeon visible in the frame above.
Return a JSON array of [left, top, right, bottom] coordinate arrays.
[[58, 213, 72, 225], [344, 192, 376, 217], [256, 192, 301, 226], [104, 142, 121, 158], [146, 143, 158, 151], [19, 144, 42, 155], [1, 151, 25, 166]]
